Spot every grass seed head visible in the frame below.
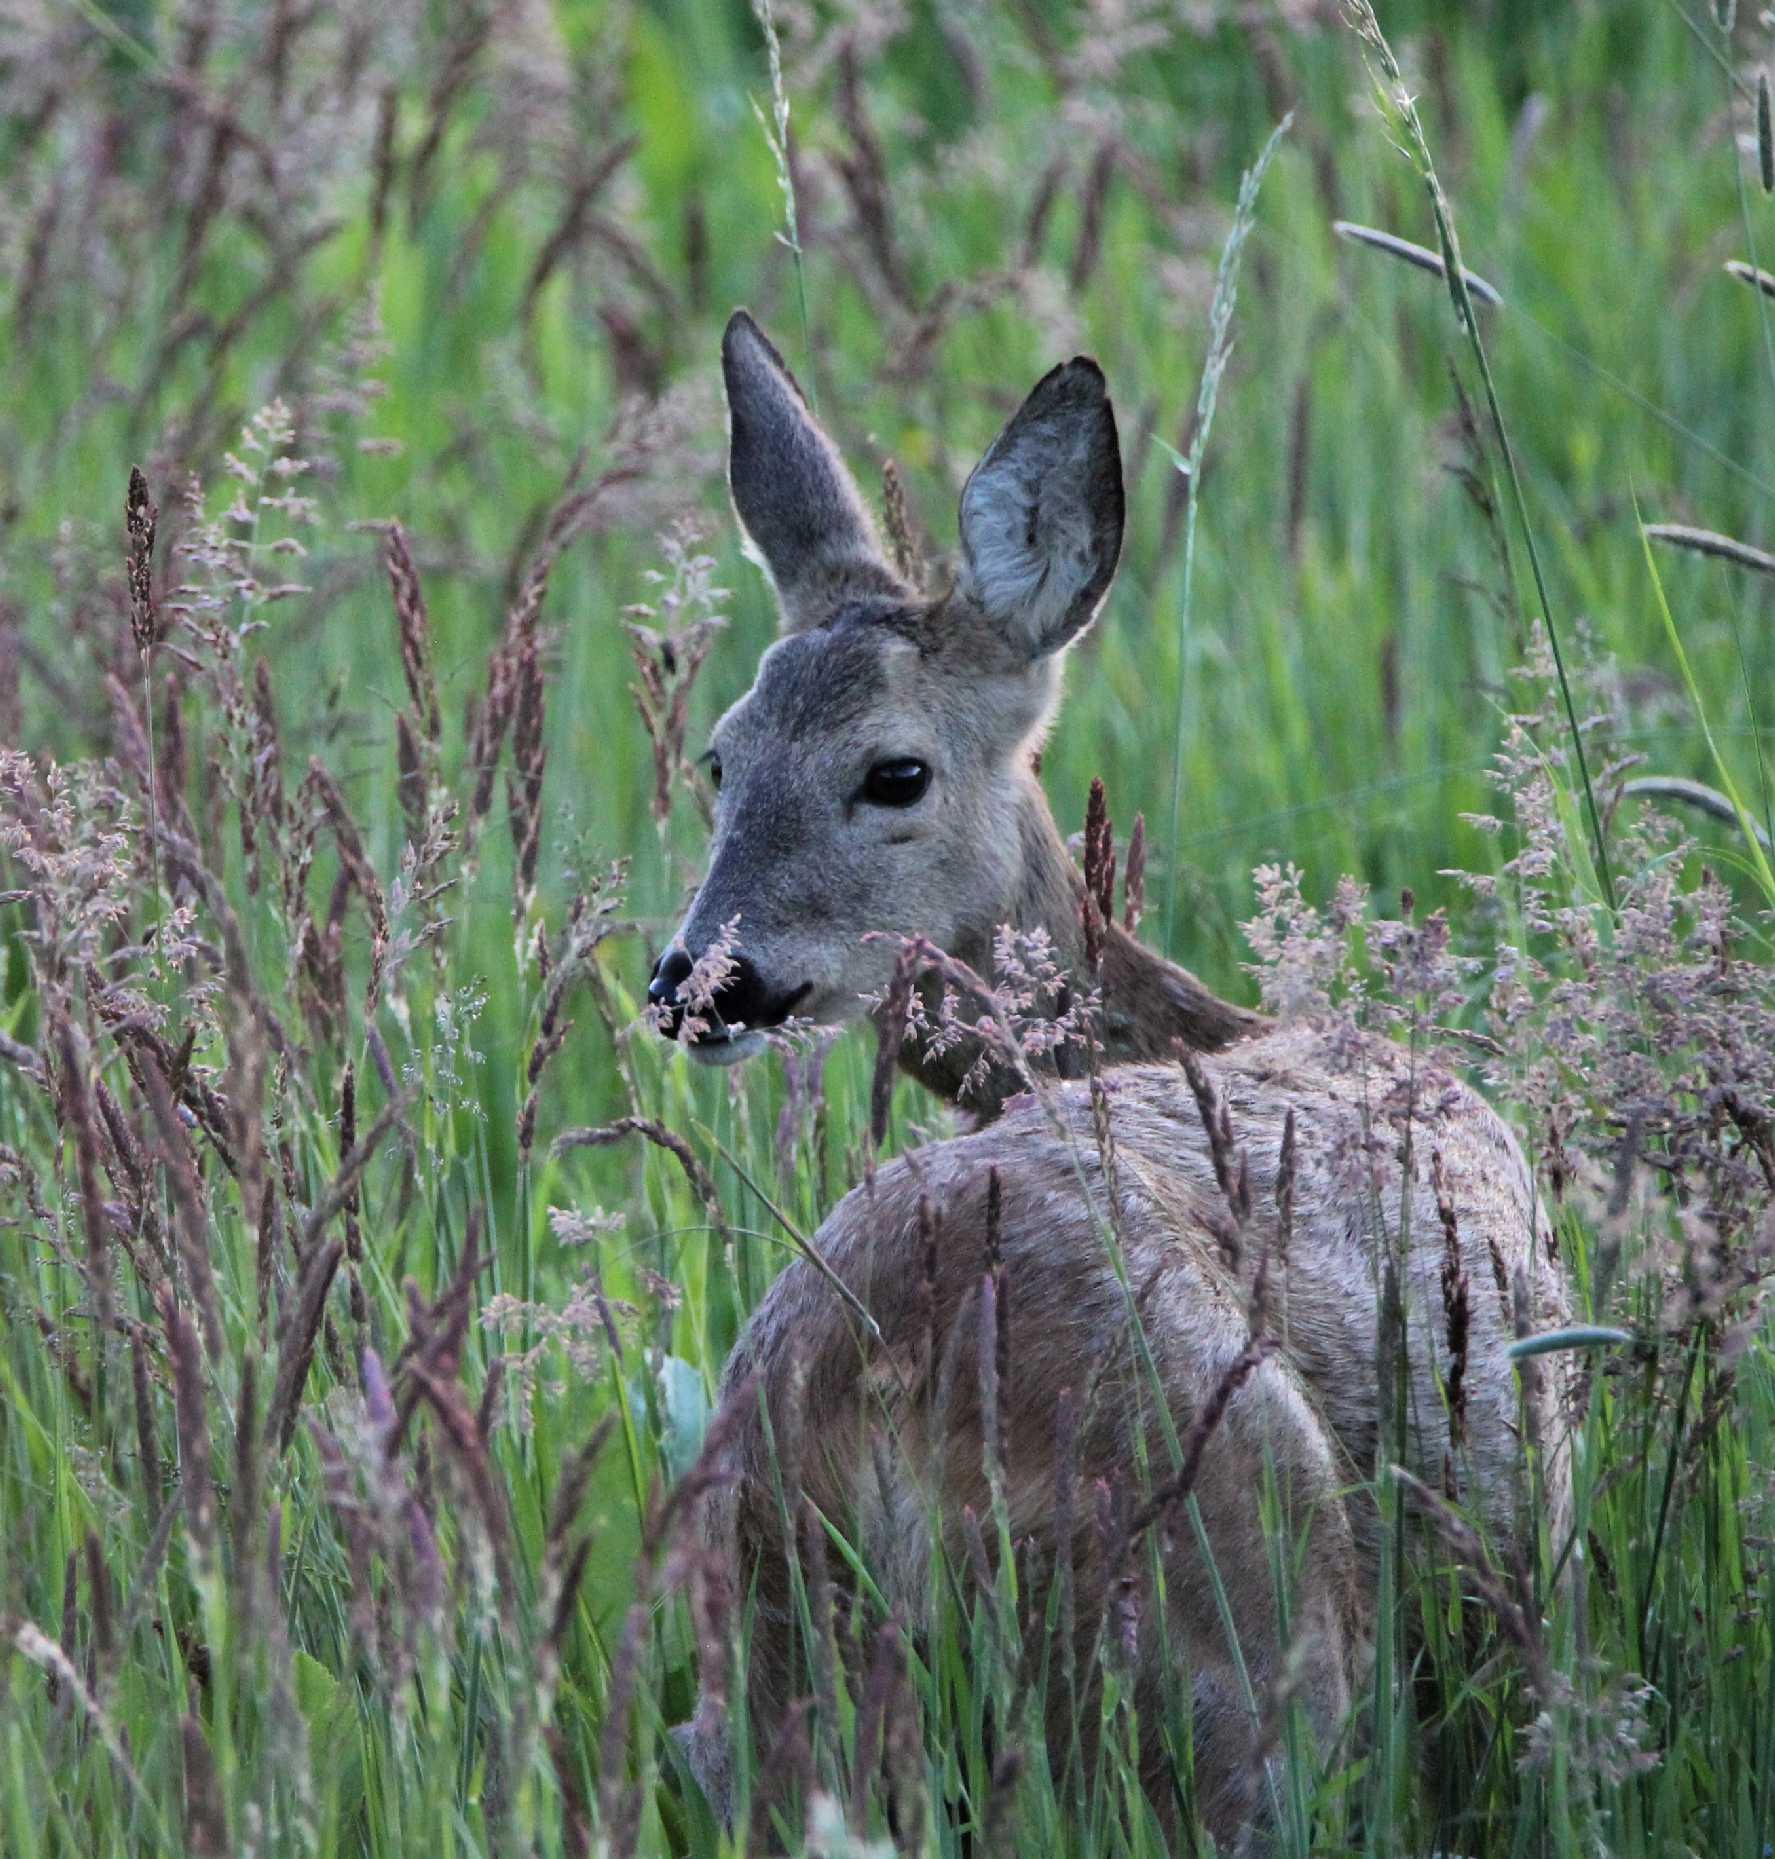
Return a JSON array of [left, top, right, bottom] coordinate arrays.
[[125, 467, 159, 654]]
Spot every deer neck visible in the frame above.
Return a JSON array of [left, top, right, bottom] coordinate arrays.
[[890, 774, 1268, 1112]]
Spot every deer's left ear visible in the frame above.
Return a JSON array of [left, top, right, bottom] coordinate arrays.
[[957, 358, 1123, 659]]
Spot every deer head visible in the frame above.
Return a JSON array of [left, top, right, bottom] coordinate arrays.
[[650, 311, 1258, 1084], [647, 312, 1121, 1055]]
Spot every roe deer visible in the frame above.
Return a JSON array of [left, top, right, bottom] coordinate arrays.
[[658, 311, 1573, 1846]]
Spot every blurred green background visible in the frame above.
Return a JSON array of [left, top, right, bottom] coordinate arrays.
[[2, 3, 1774, 1852]]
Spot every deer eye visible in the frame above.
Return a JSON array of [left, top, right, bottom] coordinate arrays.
[[707, 755, 723, 791], [862, 758, 930, 807]]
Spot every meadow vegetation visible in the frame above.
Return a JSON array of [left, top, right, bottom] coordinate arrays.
[[2, 0, 1775, 1853]]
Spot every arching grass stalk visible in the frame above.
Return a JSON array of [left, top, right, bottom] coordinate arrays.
[[1636, 504, 1775, 905], [1161, 113, 1292, 947], [1341, 1, 1616, 907]]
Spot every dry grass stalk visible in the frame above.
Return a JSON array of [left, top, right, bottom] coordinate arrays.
[[622, 525, 729, 829], [554, 1116, 731, 1254], [382, 522, 441, 745], [518, 873, 630, 1162], [1275, 1108, 1296, 1279], [1082, 777, 1116, 966], [1121, 812, 1146, 933], [406, 1356, 516, 1605], [1051, 1380, 1082, 1696], [162, 1289, 216, 1557], [391, 1214, 487, 1424], [155, 671, 192, 845], [520, 136, 639, 326], [506, 625, 548, 916], [13, 173, 64, 345], [917, 1193, 942, 1404], [1621, 775, 1774, 850], [231, 1352, 262, 1611], [470, 575, 542, 841], [108, 1008, 237, 1177], [0, 1026, 44, 1084], [983, 1747, 1026, 1857], [1332, 219, 1505, 308], [407, 13, 493, 219], [978, 1263, 1004, 1496], [267, 1238, 344, 1455], [138, 1053, 224, 1360], [126, 468, 160, 654], [1020, 151, 1069, 265], [54, 1014, 116, 1372], [593, 1600, 648, 1852], [1727, 258, 1775, 298], [8, 1617, 148, 1808], [397, 706, 429, 847], [879, 459, 922, 594], [749, 1698, 815, 1852], [298, 1081, 415, 1256], [93, 1076, 148, 1221], [302, 758, 391, 1014], [130, 1327, 162, 1504], [56, 1548, 77, 1706], [982, 1166, 1008, 1474], [800, 1494, 840, 1761], [848, 1615, 905, 1835], [1393, 1464, 1549, 1695], [1642, 521, 1775, 577], [1097, 1478, 1140, 1673], [255, 1178, 278, 1338], [338, 1064, 362, 1267], [84, 1531, 115, 1699], [35, 1309, 92, 1414], [245, 659, 285, 900], [475, 1352, 507, 1446], [638, 1374, 760, 1569], [307, 1415, 380, 1666], [1128, 1338, 1273, 1542], [869, 940, 919, 1154], [369, 84, 399, 249], [884, 1661, 928, 1845], [182, 1711, 228, 1854], [473, 460, 647, 845], [1432, 1149, 1471, 1455], [547, 1727, 593, 1859], [1179, 1044, 1249, 1241], [546, 1416, 618, 1556]]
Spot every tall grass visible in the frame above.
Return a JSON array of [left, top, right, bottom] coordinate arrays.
[[0, 2, 1772, 1855]]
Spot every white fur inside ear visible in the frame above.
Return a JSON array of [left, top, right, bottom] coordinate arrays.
[[959, 412, 1103, 655]]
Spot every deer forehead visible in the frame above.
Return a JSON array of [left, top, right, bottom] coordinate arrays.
[[716, 608, 1050, 767]]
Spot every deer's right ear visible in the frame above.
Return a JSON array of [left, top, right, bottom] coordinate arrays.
[[957, 358, 1123, 660], [722, 311, 905, 633]]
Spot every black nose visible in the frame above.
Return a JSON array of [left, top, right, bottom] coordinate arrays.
[[648, 947, 694, 1021], [647, 945, 786, 1042]]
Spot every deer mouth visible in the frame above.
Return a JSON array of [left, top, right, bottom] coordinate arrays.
[[686, 1027, 770, 1066], [682, 980, 813, 1063]]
